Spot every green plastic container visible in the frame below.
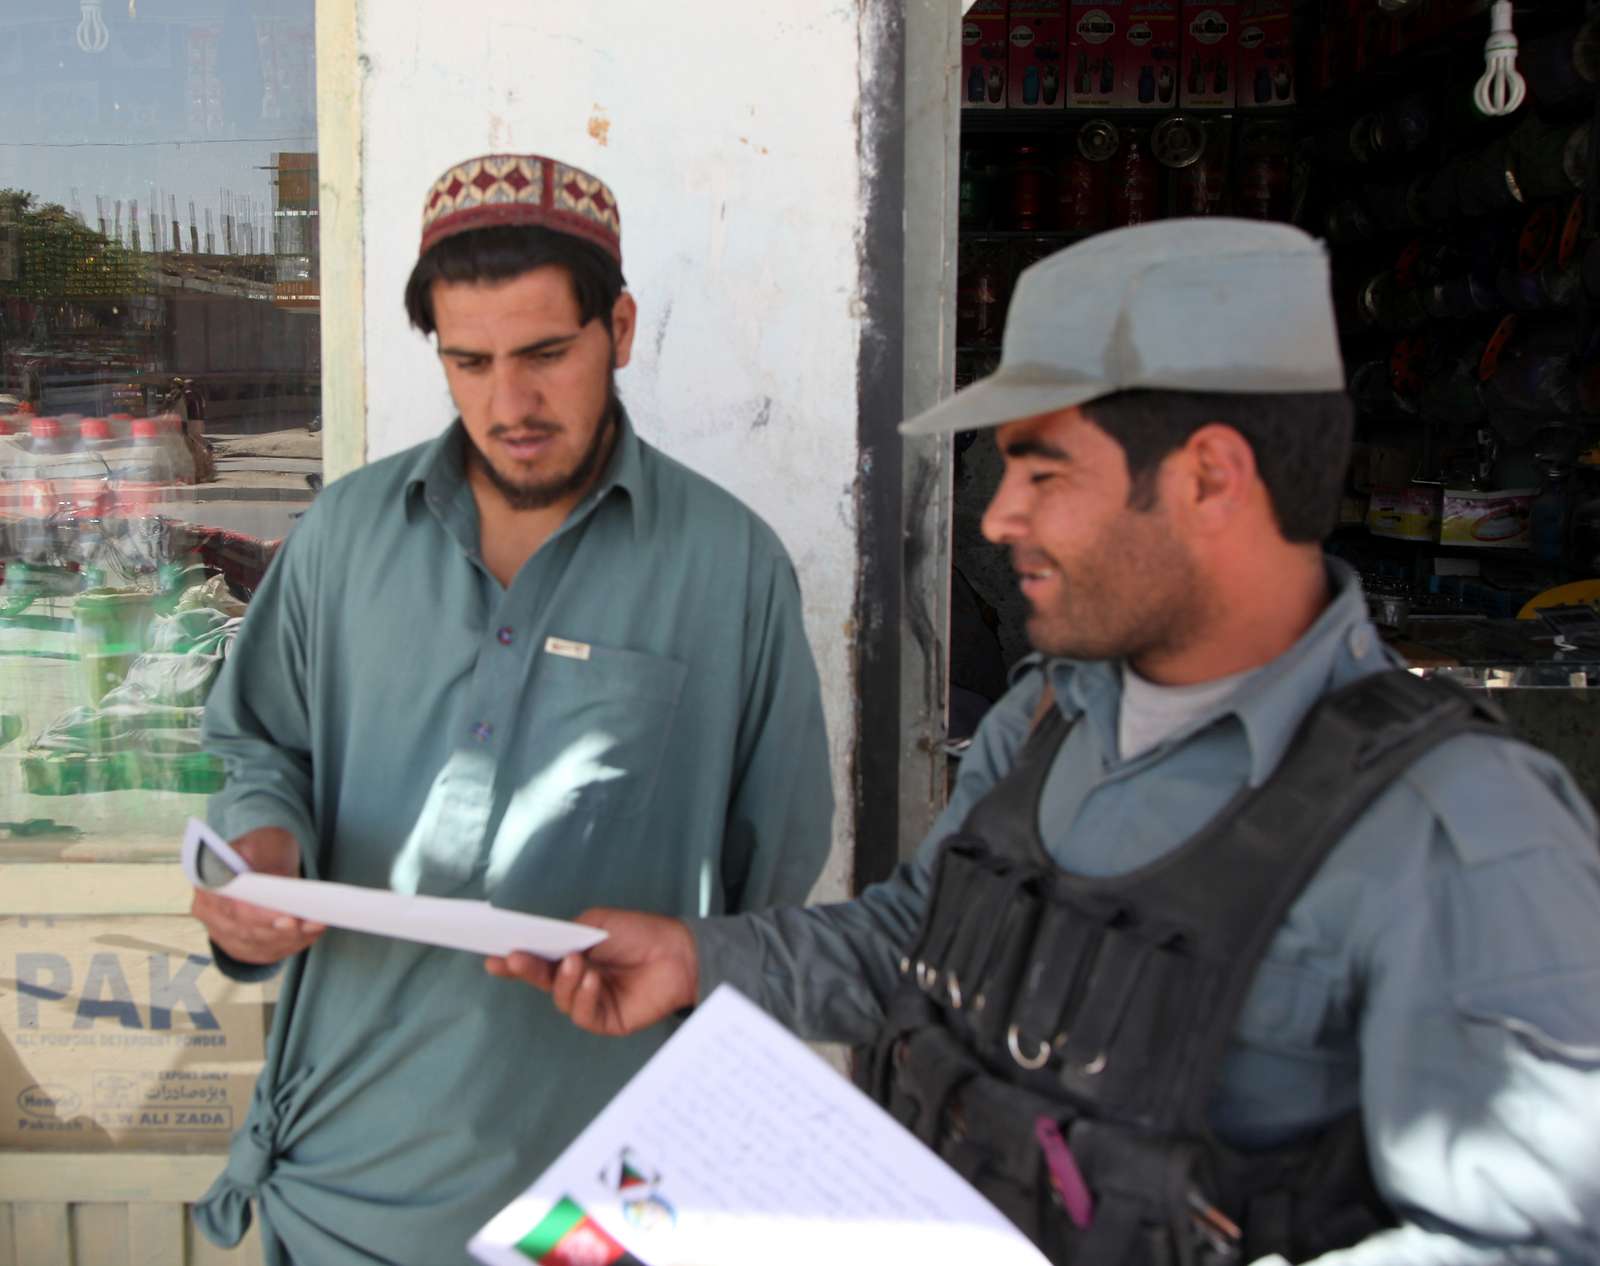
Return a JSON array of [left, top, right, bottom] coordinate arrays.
[[72, 589, 156, 705]]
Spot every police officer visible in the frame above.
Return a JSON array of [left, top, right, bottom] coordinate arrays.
[[492, 221, 1600, 1264]]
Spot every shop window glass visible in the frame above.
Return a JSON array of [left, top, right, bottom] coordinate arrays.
[[1, 0, 317, 1155]]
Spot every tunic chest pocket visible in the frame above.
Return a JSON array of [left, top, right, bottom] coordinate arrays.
[[527, 641, 688, 822], [1234, 958, 1340, 1054]]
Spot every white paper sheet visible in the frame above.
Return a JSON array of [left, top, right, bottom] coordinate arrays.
[[469, 985, 1050, 1266], [181, 818, 608, 961]]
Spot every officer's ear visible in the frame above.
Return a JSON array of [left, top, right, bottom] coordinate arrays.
[[1176, 423, 1259, 534]]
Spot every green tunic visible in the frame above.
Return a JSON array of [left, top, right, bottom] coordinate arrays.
[[194, 413, 833, 1265]]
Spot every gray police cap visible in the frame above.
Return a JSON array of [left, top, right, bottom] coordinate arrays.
[[901, 219, 1347, 437]]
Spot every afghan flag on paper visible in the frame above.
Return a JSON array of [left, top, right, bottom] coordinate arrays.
[[515, 1196, 644, 1266]]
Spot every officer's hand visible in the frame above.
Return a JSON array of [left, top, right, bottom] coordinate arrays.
[[485, 909, 698, 1037], [189, 827, 325, 965]]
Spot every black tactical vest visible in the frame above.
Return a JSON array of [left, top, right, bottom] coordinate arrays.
[[857, 669, 1506, 1265]]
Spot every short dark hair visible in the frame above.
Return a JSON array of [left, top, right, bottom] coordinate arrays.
[[403, 225, 626, 336], [1081, 389, 1354, 543]]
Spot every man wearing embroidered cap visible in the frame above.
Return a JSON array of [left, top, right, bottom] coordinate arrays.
[[189, 153, 833, 1264], [520, 220, 1600, 1264]]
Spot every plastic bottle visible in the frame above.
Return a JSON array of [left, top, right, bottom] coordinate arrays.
[[57, 413, 85, 450], [116, 418, 178, 515], [24, 418, 71, 519], [68, 417, 121, 514], [78, 417, 121, 458], [0, 415, 24, 512], [10, 418, 72, 558]]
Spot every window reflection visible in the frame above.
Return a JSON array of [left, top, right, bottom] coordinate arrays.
[[1, 0, 320, 860], [0, 0, 316, 1169]]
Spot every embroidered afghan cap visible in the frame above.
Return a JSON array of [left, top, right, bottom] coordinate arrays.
[[419, 153, 622, 266]]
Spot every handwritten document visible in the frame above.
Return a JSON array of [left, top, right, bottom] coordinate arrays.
[[470, 986, 1049, 1266], [181, 818, 607, 961]]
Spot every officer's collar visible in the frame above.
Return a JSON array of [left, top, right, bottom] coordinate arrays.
[[1040, 558, 1397, 787]]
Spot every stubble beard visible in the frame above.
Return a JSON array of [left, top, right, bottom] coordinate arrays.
[[1022, 516, 1202, 664], [468, 375, 620, 512]]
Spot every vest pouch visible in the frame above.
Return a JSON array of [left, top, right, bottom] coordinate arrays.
[[1001, 899, 1116, 1092], [1056, 1122, 1235, 1266], [856, 987, 941, 1103], [909, 839, 998, 972], [942, 859, 1042, 1033], [940, 1072, 1080, 1253], [883, 1022, 984, 1147], [967, 878, 1048, 1052], [1057, 927, 1214, 1124]]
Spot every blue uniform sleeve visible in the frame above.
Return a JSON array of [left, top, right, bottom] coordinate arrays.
[[691, 665, 1046, 1045], [1301, 741, 1600, 1266]]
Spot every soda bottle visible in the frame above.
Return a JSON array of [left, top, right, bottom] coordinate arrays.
[[0, 414, 24, 514], [115, 418, 178, 516], [69, 418, 122, 515]]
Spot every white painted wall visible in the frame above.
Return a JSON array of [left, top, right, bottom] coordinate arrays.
[[355, 3, 876, 901]]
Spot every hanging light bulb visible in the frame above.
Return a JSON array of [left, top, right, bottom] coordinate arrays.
[[76, 0, 110, 54], [1475, 0, 1527, 117], [128, 0, 136, 16]]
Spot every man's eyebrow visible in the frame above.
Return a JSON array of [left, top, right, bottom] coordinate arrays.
[[436, 334, 579, 359], [1003, 438, 1071, 461]]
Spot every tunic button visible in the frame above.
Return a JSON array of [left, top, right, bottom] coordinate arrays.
[[470, 722, 494, 743], [1347, 625, 1374, 659], [497, 627, 514, 646]]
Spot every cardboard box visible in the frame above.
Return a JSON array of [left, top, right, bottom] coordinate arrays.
[[1181, 0, 1238, 107], [963, 0, 1011, 109], [1119, 0, 1182, 108], [1367, 484, 1441, 541], [1009, 1, 1069, 108], [1440, 488, 1537, 549], [1067, 1, 1123, 108], [1, 915, 268, 1151], [1237, 0, 1294, 107]]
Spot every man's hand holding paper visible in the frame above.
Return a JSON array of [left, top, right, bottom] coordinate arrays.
[[190, 825, 327, 965], [183, 817, 609, 961]]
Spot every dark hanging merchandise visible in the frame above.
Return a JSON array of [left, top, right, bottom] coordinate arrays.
[[950, 0, 1600, 716]]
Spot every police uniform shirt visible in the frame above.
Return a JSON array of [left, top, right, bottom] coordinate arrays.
[[694, 558, 1600, 1264]]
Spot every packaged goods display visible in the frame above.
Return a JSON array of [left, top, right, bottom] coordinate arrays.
[[1119, 0, 1182, 108], [1010, 1, 1070, 109], [1068, 1, 1124, 108], [959, 4, 1600, 667], [1237, 0, 1294, 107], [964, 0, 1012, 109], [1180, 0, 1238, 107]]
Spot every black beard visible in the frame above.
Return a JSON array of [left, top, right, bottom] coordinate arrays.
[[468, 378, 620, 511]]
